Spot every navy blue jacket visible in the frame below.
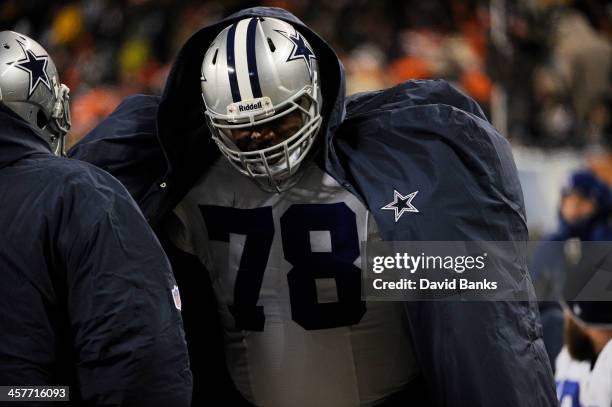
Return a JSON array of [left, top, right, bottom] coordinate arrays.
[[0, 105, 192, 406], [70, 7, 557, 406]]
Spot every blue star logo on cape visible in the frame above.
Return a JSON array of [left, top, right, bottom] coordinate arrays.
[[275, 30, 317, 77], [381, 190, 419, 222], [10, 40, 52, 98]]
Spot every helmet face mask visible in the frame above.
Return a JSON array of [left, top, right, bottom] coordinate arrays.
[[46, 80, 71, 155], [0, 31, 71, 156], [201, 17, 322, 192]]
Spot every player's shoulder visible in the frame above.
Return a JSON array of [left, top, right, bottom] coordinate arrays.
[[41, 155, 133, 203], [92, 94, 160, 132], [69, 94, 160, 155], [555, 346, 572, 373], [555, 346, 592, 379], [594, 339, 612, 369], [185, 156, 268, 206], [555, 346, 582, 375], [344, 79, 486, 121], [189, 156, 236, 191], [581, 339, 612, 407]]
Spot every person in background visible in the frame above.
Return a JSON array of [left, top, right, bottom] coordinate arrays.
[[556, 288, 612, 406], [531, 98, 612, 369]]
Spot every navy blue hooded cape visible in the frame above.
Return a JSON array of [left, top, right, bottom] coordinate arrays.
[[70, 6, 557, 406]]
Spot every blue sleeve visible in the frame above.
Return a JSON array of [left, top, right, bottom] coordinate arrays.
[[58, 165, 192, 406]]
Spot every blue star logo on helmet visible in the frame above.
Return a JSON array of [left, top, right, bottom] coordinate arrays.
[[10, 39, 52, 98], [275, 29, 316, 78]]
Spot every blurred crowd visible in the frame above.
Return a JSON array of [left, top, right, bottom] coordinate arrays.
[[0, 0, 610, 150]]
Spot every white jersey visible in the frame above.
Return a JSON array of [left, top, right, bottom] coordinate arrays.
[[556, 341, 612, 407], [582, 340, 612, 407], [555, 347, 592, 407], [167, 158, 418, 407]]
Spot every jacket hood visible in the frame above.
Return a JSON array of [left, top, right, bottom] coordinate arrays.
[[0, 104, 52, 169], [156, 7, 346, 194]]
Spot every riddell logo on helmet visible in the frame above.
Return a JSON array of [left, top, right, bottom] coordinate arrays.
[[227, 97, 274, 119], [238, 101, 263, 112]]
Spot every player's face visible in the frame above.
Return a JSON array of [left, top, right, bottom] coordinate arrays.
[[230, 111, 303, 152]]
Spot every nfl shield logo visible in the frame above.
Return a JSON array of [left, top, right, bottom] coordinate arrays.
[[172, 285, 182, 311]]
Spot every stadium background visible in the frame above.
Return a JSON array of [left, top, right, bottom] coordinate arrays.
[[1, 0, 610, 235]]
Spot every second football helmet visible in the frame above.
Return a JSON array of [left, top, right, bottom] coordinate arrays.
[[201, 17, 322, 192], [0, 31, 71, 156]]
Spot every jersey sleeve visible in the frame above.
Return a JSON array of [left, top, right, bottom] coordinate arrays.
[[165, 198, 211, 267], [583, 342, 612, 407], [58, 166, 192, 406], [166, 203, 197, 256]]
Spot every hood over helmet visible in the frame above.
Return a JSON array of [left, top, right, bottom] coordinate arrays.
[[155, 7, 346, 202], [200, 16, 324, 192], [70, 7, 345, 227]]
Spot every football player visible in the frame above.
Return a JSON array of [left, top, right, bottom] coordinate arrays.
[[0, 31, 192, 405], [530, 170, 612, 367], [70, 7, 557, 406], [166, 17, 417, 406], [556, 301, 612, 406], [555, 244, 612, 407]]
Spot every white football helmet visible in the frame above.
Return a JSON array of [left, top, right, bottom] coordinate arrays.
[[0, 31, 71, 156], [201, 17, 322, 192]]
